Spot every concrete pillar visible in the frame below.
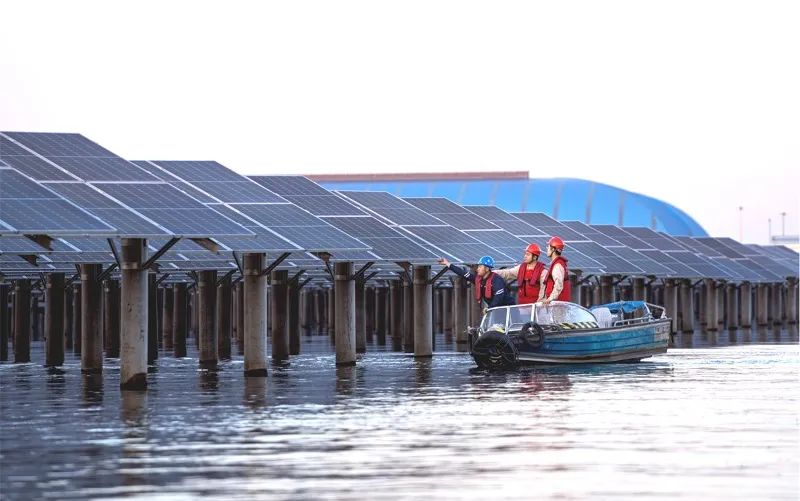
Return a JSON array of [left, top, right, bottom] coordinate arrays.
[[120, 238, 148, 390], [441, 287, 453, 336], [569, 274, 580, 303], [0, 283, 9, 361], [403, 278, 414, 352], [162, 285, 174, 352], [173, 283, 188, 357], [31, 294, 40, 342], [236, 282, 245, 352], [390, 280, 403, 350], [197, 270, 218, 368], [327, 286, 336, 337], [156, 286, 164, 350], [299, 290, 307, 330], [63, 285, 73, 351], [355, 280, 366, 353], [770, 283, 784, 325], [189, 289, 199, 344], [104, 279, 120, 358], [704, 279, 719, 331], [271, 269, 289, 362], [365, 286, 375, 342], [663, 279, 678, 334], [679, 280, 695, 333], [739, 282, 753, 327], [243, 253, 268, 377], [433, 288, 443, 334], [786, 279, 798, 324], [72, 283, 81, 355], [468, 289, 481, 327], [413, 265, 433, 357], [756, 284, 769, 326], [717, 285, 725, 328], [334, 262, 356, 365], [592, 282, 602, 306], [632, 278, 646, 301], [216, 275, 232, 360], [44, 273, 65, 367], [81, 264, 103, 374], [14, 279, 31, 363], [147, 273, 158, 364], [453, 276, 469, 347], [375, 287, 387, 345], [288, 280, 300, 355], [599, 276, 614, 305], [725, 283, 739, 330]]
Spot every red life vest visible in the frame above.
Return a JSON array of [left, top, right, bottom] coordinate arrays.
[[473, 272, 495, 303], [544, 256, 571, 302], [516, 261, 546, 304]]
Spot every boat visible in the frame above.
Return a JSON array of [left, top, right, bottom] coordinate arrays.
[[468, 300, 671, 369]]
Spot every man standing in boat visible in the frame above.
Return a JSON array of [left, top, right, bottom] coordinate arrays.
[[489, 243, 547, 304], [437, 255, 514, 311], [539, 236, 571, 305]]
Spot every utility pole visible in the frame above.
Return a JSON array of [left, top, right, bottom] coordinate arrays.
[[768, 218, 772, 244], [780, 211, 786, 236]]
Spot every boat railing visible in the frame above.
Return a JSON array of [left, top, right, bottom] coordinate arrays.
[[612, 316, 655, 327]]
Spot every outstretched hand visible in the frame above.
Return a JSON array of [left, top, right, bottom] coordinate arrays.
[[438, 257, 450, 267]]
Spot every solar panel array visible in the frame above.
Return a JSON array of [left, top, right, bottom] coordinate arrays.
[[1, 131, 797, 287]]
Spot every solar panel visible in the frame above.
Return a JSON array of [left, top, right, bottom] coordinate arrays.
[[47, 157, 159, 182], [694, 237, 746, 259], [561, 221, 624, 246], [0, 155, 76, 181], [638, 249, 707, 278], [146, 160, 245, 183], [568, 241, 645, 275], [43, 182, 123, 208], [250, 175, 331, 196], [93, 183, 207, 209], [603, 246, 676, 276], [673, 236, 724, 257], [511, 212, 560, 226], [397, 226, 515, 264], [465, 206, 546, 235], [189, 181, 286, 203], [0, 169, 116, 235], [0, 236, 52, 253], [284, 195, 366, 216], [621, 226, 685, 251], [664, 249, 730, 279], [43, 252, 114, 263], [3, 132, 118, 157], [591, 225, 655, 249]]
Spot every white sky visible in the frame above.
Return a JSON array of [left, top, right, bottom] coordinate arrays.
[[1, 0, 798, 244]]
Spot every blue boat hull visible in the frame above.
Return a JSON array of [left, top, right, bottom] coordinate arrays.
[[510, 319, 670, 365]]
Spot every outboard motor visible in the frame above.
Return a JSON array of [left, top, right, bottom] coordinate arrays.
[[470, 330, 519, 370]]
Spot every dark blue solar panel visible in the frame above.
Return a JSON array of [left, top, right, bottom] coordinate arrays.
[[85, 208, 168, 236], [512, 212, 561, 226], [250, 176, 331, 196], [94, 183, 207, 209], [664, 250, 730, 279], [233, 204, 323, 227], [190, 181, 286, 203], [591, 225, 655, 249], [0, 155, 75, 181], [695, 237, 746, 259], [562, 221, 623, 246], [48, 157, 160, 182], [3, 132, 117, 157], [284, 195, 365, 216], [604, 246, 675, 276], [44, 182, 122, 208], [0, 169, 59, 199], [150, 160, 246, 183], [0, 199, 115, 234], [0, 236, 53, 253], [568, 241, 644, 274], [622, 227, 685, 251], [213, 234, 300, 252], [136, 209, 255, 237]]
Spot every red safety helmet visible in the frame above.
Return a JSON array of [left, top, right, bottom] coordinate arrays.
[[547, 236, 565, 250], [525, 243, 541, 256]]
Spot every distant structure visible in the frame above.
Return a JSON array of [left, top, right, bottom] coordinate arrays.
[[311, 171, 707, 237]]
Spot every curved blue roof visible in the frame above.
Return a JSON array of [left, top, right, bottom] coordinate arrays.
[[320, 177, 707, 237]]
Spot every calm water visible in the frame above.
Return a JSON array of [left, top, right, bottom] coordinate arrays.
[[1, 328, 798, 500]]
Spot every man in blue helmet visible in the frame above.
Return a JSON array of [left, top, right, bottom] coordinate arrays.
[[438, 256, 514, 311]]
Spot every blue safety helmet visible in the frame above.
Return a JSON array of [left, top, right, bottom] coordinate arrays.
[[477, 256, 495, 268]]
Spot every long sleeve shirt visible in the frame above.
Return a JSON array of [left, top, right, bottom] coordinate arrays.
[[494, 265, 548, 302], [447, 264, 511, 308]]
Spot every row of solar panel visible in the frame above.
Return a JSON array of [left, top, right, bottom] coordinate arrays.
[[1, 132, 797, 283]]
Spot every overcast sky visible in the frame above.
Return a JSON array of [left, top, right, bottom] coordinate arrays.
[[1, 0, 797, 244]]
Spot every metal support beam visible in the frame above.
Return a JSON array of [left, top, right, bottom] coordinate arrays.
[[428, 266, 448, 285], [24, 234, 53, 251], [261, 252, 291, 277], [350, 262, 374, 282], [143, 237, 180, 270], [189, 237, 220, 254]]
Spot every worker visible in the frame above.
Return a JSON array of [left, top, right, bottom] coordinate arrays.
[[492, 243, 547, 304], [540, 236, 571, 305], [437, 255, 514, 310]]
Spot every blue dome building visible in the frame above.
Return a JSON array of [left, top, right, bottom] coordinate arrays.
[[314, 172, 706, 237]]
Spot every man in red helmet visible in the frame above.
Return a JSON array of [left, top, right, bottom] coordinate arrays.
[[540, 236, 571, 305], [492, 243, 547, 304]]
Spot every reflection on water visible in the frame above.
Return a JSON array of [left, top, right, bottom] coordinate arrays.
[[1, 329, 798, 500]]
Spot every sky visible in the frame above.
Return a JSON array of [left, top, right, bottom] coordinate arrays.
[[1, 0, 797, 244]]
